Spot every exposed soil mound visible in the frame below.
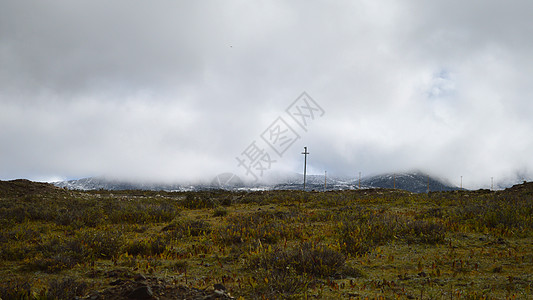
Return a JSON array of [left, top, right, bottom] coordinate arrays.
[[83, 273, 234, 300], [0, 179, 62, 197]]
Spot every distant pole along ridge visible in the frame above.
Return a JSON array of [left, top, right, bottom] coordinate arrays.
[[302, 147, 309, 191]]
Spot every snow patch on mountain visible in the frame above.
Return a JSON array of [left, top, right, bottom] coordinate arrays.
[[54, 171, 459, 193]]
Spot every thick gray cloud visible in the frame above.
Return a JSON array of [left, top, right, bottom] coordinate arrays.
[[1, 0, 532, 189]]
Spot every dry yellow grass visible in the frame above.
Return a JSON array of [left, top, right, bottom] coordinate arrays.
[[0, 181, 532, 299]]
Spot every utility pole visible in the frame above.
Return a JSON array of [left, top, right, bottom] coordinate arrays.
[[427, 175, 430, 193], [393, 174, 396, 189], [491, 177, 494, 191], [324, 171, 327, 192], [302, 147, 309, 191], [460, 176, 463, 190], [358, 172, 361, 189]]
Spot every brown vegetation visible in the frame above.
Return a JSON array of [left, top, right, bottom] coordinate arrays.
[[0, 180, 532, 299]]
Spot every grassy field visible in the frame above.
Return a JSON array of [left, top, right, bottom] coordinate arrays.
[[0, 180, 532, 299]]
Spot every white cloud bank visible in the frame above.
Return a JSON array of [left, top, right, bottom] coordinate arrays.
[[1, 0, 533, 189]]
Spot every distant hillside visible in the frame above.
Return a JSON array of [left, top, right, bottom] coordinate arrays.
[[500, 180, 533, 195], [0, 179, 62, 197], [274, 172, 458, 193], [4, 176, 531, 198], [54, 177, 191, 192], [272, 174, 357, 191], [53, 171, 458, 193], [360, 172, 458, 193]]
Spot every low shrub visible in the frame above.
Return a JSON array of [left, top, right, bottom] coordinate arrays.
[[26, 253, 80, 273], [213, 210, 302, 246], [181, 194, 218, 209], [162, 218, 212, 237], [107, 200, 179, 224], [213, 207, 228, 217], [170, 260, 188, 273], [74, 229, 124, 259], [46, 277, 89, 299], [450, 194, 533, 234], [404, 219, 446, 244], [0, 240, 35, 261], [55, 206, 104, 228], [337, 211, 446, 256], [124, 235, 169, 257], [245, 243, 346, 298], [0, 276, 88, 299], [31, 228, 124, 270], [248, 268, 311, 299], [0, 278, 32, 299], [249, 243, 345, 278]]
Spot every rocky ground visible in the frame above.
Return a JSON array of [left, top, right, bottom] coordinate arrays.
[[82, 271, 234, 300]]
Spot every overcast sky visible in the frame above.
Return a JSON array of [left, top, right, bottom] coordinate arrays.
[[1, 1, 533, 189]]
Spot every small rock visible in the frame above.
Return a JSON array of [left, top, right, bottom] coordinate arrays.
[[87, 293, 101, 300], [398, 274, 410, 280], [107, 271, 119, 278], [110, 279, 124, 286], [134, 274, 147, 281], [127, 285, 153, 299]]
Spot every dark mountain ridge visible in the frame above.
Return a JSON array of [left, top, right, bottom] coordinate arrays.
[[52, 171, 459, 193], [0, 179, 62, 197], [359, 172, 457, 193], [2, 176, 532, 196]]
